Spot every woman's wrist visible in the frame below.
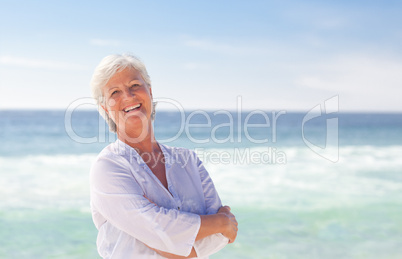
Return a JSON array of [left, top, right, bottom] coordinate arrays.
[[216, 213, 229, 234], [197, 206, 237, 242], [197, 214, 225, 241]]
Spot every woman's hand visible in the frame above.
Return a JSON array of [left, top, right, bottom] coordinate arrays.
[[217, 206, 238, 243], [145, 195, 238, 247]]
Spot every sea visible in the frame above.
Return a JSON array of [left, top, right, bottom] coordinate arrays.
[[0, 109, 401, 259]]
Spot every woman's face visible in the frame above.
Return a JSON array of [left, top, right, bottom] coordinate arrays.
[[102, 67, 153, 139]]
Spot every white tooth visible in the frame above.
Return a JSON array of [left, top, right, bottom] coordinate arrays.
[[125, 104, 140, 112]]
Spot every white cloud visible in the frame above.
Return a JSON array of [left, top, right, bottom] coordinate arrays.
[[183, 38, 272, 56], [292, 54, 402, 111], [182, 62, 206, 70], [0, 56, 87, 70], [89, 38, 122, 47], [283, 3, 349, 30], [184, 39, 234, 52], [295, 55, 402, 93]]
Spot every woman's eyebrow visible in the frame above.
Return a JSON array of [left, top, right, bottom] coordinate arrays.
[[106, 78, 142, 91], [107, 86, 119, 92], [129, 79, 142, 84]]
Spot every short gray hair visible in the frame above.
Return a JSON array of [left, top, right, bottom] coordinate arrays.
[[90, 53, 155, 132]]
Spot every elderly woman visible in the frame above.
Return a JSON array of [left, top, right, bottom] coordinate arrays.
[[89, 54, 238, 258]]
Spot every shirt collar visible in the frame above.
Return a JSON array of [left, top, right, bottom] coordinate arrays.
[[114, 139, 173, 169], [159, 143, 172, 170], [114, 139, 142, 164]]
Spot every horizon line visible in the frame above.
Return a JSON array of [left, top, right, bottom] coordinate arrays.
[[1, 107, 402, 114]]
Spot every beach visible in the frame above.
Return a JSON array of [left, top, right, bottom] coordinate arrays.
[[1, 110, 401, 258]]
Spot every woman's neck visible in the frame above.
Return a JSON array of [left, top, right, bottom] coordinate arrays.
[[117, 128, 158, 155]]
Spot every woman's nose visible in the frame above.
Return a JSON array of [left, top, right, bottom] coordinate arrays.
[[123, 88, 135, 99]]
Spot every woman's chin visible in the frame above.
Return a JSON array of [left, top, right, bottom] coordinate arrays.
[[117, 118, 151, 139]]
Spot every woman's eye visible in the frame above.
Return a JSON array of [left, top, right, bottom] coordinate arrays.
[[111, 90, 119, 96], [131, 84, 140, 88]]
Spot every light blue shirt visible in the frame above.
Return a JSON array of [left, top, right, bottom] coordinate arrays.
[[90, 139, 228, 258]]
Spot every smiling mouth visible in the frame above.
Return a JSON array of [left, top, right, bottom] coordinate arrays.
[[123, 104, 141, 113]]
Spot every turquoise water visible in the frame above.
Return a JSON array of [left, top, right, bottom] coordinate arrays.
[[0, 110, 401, 258]]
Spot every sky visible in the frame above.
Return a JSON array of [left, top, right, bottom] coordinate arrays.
[[0, 0, 401, 112]]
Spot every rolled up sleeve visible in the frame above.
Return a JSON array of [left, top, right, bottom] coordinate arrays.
[[90, 154, 200, 257], [193, 154, 229, 257]]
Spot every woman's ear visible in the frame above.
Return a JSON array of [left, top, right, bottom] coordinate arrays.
[[101, 104, 109, 115]]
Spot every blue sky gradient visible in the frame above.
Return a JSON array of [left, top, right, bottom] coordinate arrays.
[[1, 0, 401, 111]]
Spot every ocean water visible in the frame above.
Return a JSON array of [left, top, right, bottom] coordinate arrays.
[[0, 109, 401, 258]]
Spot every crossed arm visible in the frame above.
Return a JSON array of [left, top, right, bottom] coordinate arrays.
[[91, 154, 238, 258], [149, 205, 238, 258]]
